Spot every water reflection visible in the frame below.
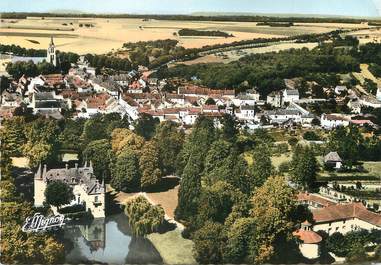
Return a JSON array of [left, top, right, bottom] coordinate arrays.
[[64, 214, 162, 264]]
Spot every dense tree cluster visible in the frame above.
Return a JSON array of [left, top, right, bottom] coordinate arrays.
[[173, 116, 308, 264], [0, 159, 65, 264], [84, 53, 132, 72], [178, 29, 233, 37], [157, 42, 362, 97], [327, 125, 381, 167], [322, 230, 381, 262], [6, 60, 57, 79]]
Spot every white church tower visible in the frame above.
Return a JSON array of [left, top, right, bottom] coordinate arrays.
[[47, 36, 57, 67]]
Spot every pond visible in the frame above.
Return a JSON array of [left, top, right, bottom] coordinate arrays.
[[64, 213, 163, 264]]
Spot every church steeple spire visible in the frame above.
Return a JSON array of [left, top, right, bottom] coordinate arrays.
[[47, 36, 57, 67]]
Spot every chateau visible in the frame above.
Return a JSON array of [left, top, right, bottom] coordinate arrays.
[[34, 162, 105, 218]]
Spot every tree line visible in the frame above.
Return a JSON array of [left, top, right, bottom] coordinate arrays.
[[1, 12, 376, 24]]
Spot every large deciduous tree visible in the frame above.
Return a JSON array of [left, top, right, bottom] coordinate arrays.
[[139, 141, 162, 189], [250, 176, 297, 263], [327, 125, 363, 168], [82, 139, 112, 180], [290, 145, 318, 190], [22, 118, 60, 168], [249, 144, 273, 189], [0, 117, 26, 156], [223, 217, 257, 263], [153, 121, 184, 175], [192, 221, 226, 264], [111, 150, 140, 192], [133, 113, 160, 140], [111, 128, 145, 156], [44, 181, 74, 209]]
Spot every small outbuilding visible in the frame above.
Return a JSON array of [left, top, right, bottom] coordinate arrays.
[[324, 151, 343, 169]]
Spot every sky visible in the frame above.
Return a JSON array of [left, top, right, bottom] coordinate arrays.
[[0, 0, 380, 17]]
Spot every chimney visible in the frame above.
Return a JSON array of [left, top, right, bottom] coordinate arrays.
[[65, 163, 69, 170], [75, 163, 78, 169]]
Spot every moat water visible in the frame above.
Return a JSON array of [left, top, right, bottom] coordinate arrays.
[[63, 213, 162, 264]]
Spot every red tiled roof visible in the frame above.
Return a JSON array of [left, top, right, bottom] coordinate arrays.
[[203, 105, 219, 110], [129, 81, 142, 89], [293, 229, 322, 244], [350, 119, 373, 125], [59, 90, 81, 99], [43, 74, 63, 86], [297, 193, 336, 208], [204, 112, 223, 118], [312, 202, 381, 227], [179, 85, 234, 96], [86, 93, 110, 109], [323, 114, 349, 121]]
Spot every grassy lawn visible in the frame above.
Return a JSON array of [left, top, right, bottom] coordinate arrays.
[[11, 157, 29, 168], [147, 228, 196, 265], [243, 152, 292, 169], [271, 153, 292, 169], [62, 153, 78, 162], [317, 161, 381, 182]]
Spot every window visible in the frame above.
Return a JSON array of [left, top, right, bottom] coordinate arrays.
[[95, 196, 98, 202]]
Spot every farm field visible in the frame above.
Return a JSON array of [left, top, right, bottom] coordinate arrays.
[[0, 17, 373, 54], [173, 41, 319, 65], [346, 27, 381, 44]]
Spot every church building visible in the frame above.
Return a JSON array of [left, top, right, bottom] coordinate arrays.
[[47, 36, 57, 67]]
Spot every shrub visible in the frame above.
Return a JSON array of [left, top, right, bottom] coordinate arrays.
[[303, 131, 321, 141]]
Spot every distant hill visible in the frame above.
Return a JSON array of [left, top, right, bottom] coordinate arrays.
[[191, 11, 381, 20]]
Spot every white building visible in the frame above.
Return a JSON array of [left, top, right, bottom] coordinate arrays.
[[246, 88, 260, 101], [31, 91, 62, 113], [236, 105, 255, 121], [320, 114, 350, 129], [34, 162, 105, 218], [265, 109, 301, 124], [377, 86, 381, 101], [311, 202, 381, 235], [283, 89, 300, 103], [266, 91, 283, 107], [334, 85, 347, 95], [232, 94, 256, 106], [359, 95, 381, 109]]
